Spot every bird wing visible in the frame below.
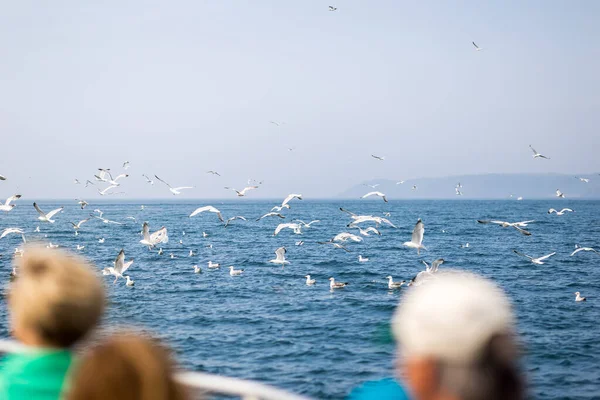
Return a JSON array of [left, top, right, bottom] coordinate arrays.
[[282, 193, 301, 207], [561, 208, 573, 213], [44, 207, 63, 219], [275, 247, 286, 261], [339, 207, 357, 217], [361, 192, 377, 199], [150, 227, 168, 244], [240, 186, 258, 195], [512, 250, 533, 260], [113, 173, 128, 181], [511, 225, 532, 236], [114, 249, 125, 273], [431, 259, 444, 272], [33, 202, 46, 217], [274, 223, 296, 236], [121, 260, 134, 274], [411, 220, 424, 245], [142, 222, 150, 241], [4, 195, 21, 206], [78, 218, 90, 227], [154, 175, 172, 188], [529, 145, 537, 155], [472, 41, 478, 48], [537, 252, 556, 261]]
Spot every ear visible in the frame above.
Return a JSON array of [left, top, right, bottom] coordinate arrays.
[[399, 356, 439, 400]]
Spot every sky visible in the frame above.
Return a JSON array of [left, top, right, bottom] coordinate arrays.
[[0, 1, 599, 200]]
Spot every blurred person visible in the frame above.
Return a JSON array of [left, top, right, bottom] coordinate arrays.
[[393, 271, 524, 400], [66, 333, 188, 400], [0, 246, 105, 399]]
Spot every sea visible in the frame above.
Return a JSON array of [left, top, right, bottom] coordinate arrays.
[[0, 199, 599, 399]]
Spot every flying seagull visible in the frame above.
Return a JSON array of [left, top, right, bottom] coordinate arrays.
[[103, 249, 134, 284], [0, 175, 5, 180], [33, 203, 63, 223], [142, 174, 154, 185], [98, 185, 119, 196], [328, 6, 337, 11], [123, 161, 130, 170], [70, 218, 90, 232], [548, 208, 573, 216], [477, 220, 532, 236], [225, 186, 258, 197], [189, 206, 224, 222], [403, 219, 425, 254], [257, 212, 285, 221], [371, 154, 385, 161], [513, 250, 556, 265], [281, 193, 302, 208], [268, 247, 290, 266], [472, 41, 483, 51], [155, 175, 193, 195], [139, 222, 169, 248], [530, 145, 550, 159], [91, 214, 123, 225], [556, 189, 565, 198], [224, 216, 247, 228], [77, 200, 89, 209], [207, 171, 221, 176], [570, 244, 599, 257], [0, 195, 21, 212], [361, 191, 388, 203], [274, 223, 302, 236], [575, 176, 590, 183]]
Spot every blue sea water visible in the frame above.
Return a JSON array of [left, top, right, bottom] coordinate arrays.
[[0, 199, 599, 399]]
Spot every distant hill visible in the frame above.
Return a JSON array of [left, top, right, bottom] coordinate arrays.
[[338, 173, 600, 199]]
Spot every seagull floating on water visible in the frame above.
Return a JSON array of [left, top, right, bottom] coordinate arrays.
[[305, 275, 316, 285], [329, 277, 348, 289], [512, 250, 556, 265], [194, 265, 202, 274], [207, 261, 220, 269], [358, 255, 369, 262], [229, 266, 244, 276], [403, 219, 426, 254], [125, 276, 134, 286], [386, 276, 405, 289], [575, 292, 586, 302]]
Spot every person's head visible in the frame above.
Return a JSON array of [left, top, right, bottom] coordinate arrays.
[[393, 271, 524, 400], [9, 246, 105, 348], [66, 333, 188, 400]]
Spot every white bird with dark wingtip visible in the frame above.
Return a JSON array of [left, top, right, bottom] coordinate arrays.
[[571, 245, 599, 257], [328, 6, 337, 11], [361, 191, 388, 203], [0, 228, 24, 240], [0, 175, 6, 180], [371, 154, 385, 161], [125, 276, 134, 286], [225, 186, 258, 197], [305, 275, 316, 285], [207, 261, 220, 269], [358, 255, 369, 263], [274, 223, 302, 236], [0, 195, 21, 212], [256, 212, 285, 221], [357, 227, 381, 236], [512, 250, 556, 265], [575, 176, 590, 183], [575, 292, 586, 302], [207, 170, 221, 176], [142, 174, 154, 185], [123, 161, 130, 170], [229, 266, 244, 276], [139, 222, 169, 248], [269, 247, 290, 266], [154, 175, 193, 195], [472, 41, 483, 51], [530, 145, 550, 159], [91, 215, 123, 225], [224, 216, 247, 228], [295, 220, 320, 228], [281, 193, 302, 208], [106, 172, 128, 186], [98, 185, 119, 196], [33, 203, 63, 223], [477, 219, 532, 236], [403, 219, 426, 254], [411, 185, 418, 191], [329, 277, 348, 289], [332, 232, 363, 243], [271, 204, 291, 212], [102, 249, 134, 284], [386, 276, 405, 289], [556, 189, 565, 198], [77, 200, 88, 210], [548, 208, 573, 216], [189, 206, 224, 222], [70, 218, 90, 232]]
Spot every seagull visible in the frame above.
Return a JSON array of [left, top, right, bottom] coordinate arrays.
[[98, 238, 105, 244], [422, 258, 445, 273], [328, 6, 337, 11], [357, 227, 381, 236], [385, 276, 405, 289], [408, 259, 445, 286], [34, 226, 40, 233], [0, 195, 21, 212], [77, 200, 89, 209], [125, 276, 134, 286], [0, 175, 5, 180], [329, 277, 348, 289], [189, 206, 224, 222], [271, 205, 290, 212], [139, 222, 169, 248], [332, 232, 363, 242], [225, 186, 258, 197], [548, 208, 573, 216], [155, 175, 194, 195], [269, 121, 281, 126], [517, 197, 523, 201], [202, 232, 209, 238], [207, 170, 221, 176], [530, 145, 550, 159], [556, 189, 565, 198], [361, 191, 388, 203], [460, 243, 470, 248], [305, 275, 316, 285], [269, 247, 290, 266], [158, 248, 163, 255], [575, 292, 586, 302], [123, 161, 130, 170], [256, 212, 285, 221], [476, 220, 532, 236], [70, 219, 90, 232], [46, 243, 59, 249], [358, 255, 369, 262], [193, 265, 201, 274], [229, 266, 244, 276], [142, 174, 154, 185], [0, 228, 24, 240], [274, 223, 302, 236], [455, 187, 463, 196], [76, 245, 85, 251], [91, 215, 123, 225], [93, 209, 104, 217], [189, 250, 196, 257], [512, 250, 556, 265], [371, 154, 385, 161], [94, 168, 111, 182], [403, 219, 426, 254], [411, 185, 418, 191], [396, 180, 405, 185], [295, 241, 304, 246], [364, 183, 380, 189], [224, 216, 247, 228], [472, 41, 483, 51], [281, 193, 302, 208], [340, 208, 396, 228], [575, 176, 590, 183], [74, 179, 81, 185], [33, 203, 63, 223], [295, 220, 320, 228], [85, 180, 94, 187], [207, 261, 220, 269], [570, 245, 599, 257], [512, 220, 536, 227], [103, 249, 134, 284]]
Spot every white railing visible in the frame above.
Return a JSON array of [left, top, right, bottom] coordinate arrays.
[[0, 339, 311, 400]]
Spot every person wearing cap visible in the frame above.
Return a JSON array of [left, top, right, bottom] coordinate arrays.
[[392, 271, 525, 400]]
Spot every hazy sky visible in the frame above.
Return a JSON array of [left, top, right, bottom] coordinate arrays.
[[1, 1, 599, 199]]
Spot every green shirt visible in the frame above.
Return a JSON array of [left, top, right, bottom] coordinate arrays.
[[0, 349, 73, 400]]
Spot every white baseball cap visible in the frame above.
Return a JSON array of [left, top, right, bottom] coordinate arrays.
[[393, 271, 515, 364]]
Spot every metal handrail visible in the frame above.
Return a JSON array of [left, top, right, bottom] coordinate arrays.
[[0, 339, 311, 400]]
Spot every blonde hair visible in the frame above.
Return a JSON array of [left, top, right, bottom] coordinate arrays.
[[66, 333, 189, 400], [9, 246, 105, 347]]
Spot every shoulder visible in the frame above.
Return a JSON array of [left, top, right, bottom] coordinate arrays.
[[347, 378, 409, 400]]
